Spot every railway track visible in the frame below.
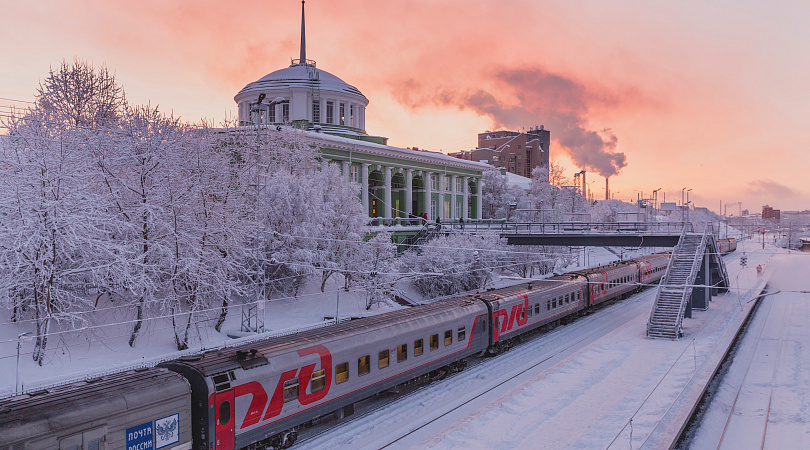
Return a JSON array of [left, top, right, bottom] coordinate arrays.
[[296, 288, 657, 449], [715, 292, 788, 449]]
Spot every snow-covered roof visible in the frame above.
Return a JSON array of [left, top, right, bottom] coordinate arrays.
[[290, 126, 493, 173], [504, 171, 532, 190]]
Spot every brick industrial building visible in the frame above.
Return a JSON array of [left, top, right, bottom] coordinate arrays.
[[449, 127, 550, 178]]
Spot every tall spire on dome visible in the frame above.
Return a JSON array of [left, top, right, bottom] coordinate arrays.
[[299, 0, 306, 63]]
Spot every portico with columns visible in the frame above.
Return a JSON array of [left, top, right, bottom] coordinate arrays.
[[315, 135, 487, 222]]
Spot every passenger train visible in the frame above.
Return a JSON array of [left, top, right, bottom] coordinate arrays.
[[0, 253, 670, 450]]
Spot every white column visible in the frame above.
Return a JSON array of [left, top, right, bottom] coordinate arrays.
[[424, 171, 432, 221], [449, 175, 457, 220], [462, 176, 469, 219], [342, 160, 350, 185], [439, 173, 446, 220], [476, 177, 483, 219], [405, 168, 413, 218], [384, 166, 392, 219], [320, 98, 326, 123], [362, 163, 370, 217]]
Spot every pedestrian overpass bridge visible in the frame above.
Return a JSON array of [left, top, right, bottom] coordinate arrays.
[[457, 219, 686, 247], [392, 219, 730, 341]]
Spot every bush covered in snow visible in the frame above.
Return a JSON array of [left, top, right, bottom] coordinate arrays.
[[400, 233, 506, 298]]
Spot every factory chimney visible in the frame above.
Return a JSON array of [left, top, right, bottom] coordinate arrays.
[[605, 176, 610, 201]]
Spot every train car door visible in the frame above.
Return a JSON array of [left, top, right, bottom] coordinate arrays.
[[215, 389, 235, 450]]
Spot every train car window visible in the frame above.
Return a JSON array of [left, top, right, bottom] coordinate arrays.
[[552, 298, 556, 308], [87, 439, 101, 450], [535, 304, 540, 314], [521, 307, 526, 320], [458, 326, 466, 341], [311, 369, 326, 393], [397, 344, 408, 363], [283, 378, 299, 402], [528, 307, 532, 318], [431, 334, 439, 351], [358, 355, 370, 376], [547, 300, 551, 311], [335, 362, 349, 383], [444, 330, 453, 346], [415, 339, 424, 356], [379, 350, 390, 369]]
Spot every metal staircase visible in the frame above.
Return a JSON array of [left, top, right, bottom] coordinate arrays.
[[646, 227, 709, 339], [397, 224, 440, 253]]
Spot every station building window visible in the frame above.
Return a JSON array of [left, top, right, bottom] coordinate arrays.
[[326, 101, 334, 124], [281, 103, 290, 123]]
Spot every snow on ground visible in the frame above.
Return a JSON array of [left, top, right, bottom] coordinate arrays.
[[0, 278, 391, 396], [0, 243, 636, 396], [300, 241, 786, 449]]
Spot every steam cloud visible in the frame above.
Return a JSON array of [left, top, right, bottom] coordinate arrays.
[[396, 66, 629, 178]]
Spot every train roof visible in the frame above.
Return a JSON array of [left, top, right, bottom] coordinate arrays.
[[0, 368, 189, 443], [172, 297, 486, 377]]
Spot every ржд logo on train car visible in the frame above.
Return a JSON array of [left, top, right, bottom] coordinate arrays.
[[213, 344, 332, 430], [492, 295, 529, 342]]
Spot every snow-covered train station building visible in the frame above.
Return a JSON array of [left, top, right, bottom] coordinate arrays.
[[233, 1, 488, 222]]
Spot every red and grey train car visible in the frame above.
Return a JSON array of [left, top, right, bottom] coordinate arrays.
[[158, 297, 489, 450], [470, 253, 669, 353], [717, 238, 737, 255], [0, 253, 671, 450]]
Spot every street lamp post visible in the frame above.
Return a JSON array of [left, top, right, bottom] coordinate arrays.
[[652, 188, 662, 214], [16, 331, 32, 393]]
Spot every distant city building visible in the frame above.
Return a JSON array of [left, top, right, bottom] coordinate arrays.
[[449, 127, 550, 178], [762, 205, 781, 220]]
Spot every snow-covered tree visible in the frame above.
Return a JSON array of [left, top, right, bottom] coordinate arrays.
[[590, 199, 637, 222], [401, 233, 505, 298], [95, 104, 187, 347], [163, 126, 251, 348], [351, 231, 399, 309], [35, 58, 126, 127], [314, 162, 366, 292], [0, 108, 119, 364], [481, 169, 529, 219], [529, 161, 571, 214]]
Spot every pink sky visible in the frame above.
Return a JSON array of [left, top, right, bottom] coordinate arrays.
[[2, 0, 809, 213]]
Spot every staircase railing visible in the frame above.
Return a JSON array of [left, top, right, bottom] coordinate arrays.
[[397, 224, 441, 253], [647, 225, 687, 335], [672, 227, 709, 337]]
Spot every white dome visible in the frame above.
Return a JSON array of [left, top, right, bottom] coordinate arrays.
[[234, 62, 370, 134], [235, 64, 367, 103]]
